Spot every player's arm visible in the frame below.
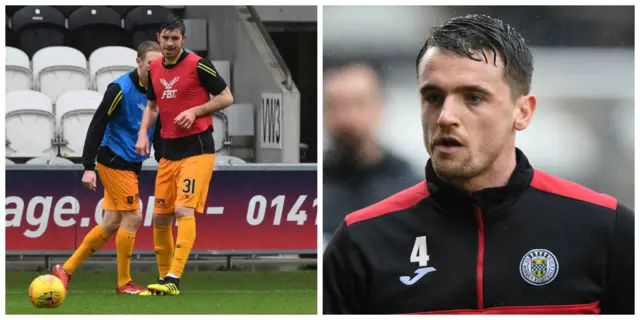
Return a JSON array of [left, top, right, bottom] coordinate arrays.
[[192, 58, 234, 116], [139, 69, 160, 135], [600, 203, 634, 314], [81, 84, 123, 170], [136, 69, 160, 156], [323, 222, 368, 314], [151, 116, 164, 162]]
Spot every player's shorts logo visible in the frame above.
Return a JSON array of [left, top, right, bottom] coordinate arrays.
[[520, 249, 558, 286], [155, 198, 166, 208], [126, 196, 134, 204]]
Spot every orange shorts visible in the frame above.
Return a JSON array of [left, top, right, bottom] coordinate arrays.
[[96, 163, 140, 212], [153, 153, 215, 214]]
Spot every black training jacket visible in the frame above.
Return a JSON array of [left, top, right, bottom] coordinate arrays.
[[323, 149, 634, 314]]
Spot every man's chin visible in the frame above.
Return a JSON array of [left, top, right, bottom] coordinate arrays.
[[333, 134, 362, 151], [431, 158, 468, 179]]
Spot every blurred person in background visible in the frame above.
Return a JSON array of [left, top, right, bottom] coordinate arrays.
[[323, 63, 421, 246], [324, 14, 633, 314]]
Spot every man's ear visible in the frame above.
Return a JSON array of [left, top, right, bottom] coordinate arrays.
[[514, 94, 536, 131]]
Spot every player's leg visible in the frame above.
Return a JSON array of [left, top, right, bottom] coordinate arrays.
[[100, 166, 149, 294], [113, 209, 147, 294], [52, 207, 121, 292], [151, 158, 177, 284], [150, 153, 215, 295], [171, 153, 216, 276]]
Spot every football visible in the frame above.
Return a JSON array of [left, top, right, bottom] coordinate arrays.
[[28, 275, 66, 308]]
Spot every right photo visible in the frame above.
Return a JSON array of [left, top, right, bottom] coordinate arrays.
[[322, 5, 634, 315]]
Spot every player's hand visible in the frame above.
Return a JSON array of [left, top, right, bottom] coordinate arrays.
[[81, 170, 97, 191], [136, 132, 150, 156], [174, 108, 197, 129]]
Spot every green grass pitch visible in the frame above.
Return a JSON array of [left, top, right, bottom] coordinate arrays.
[[6, 270, 317, 314]]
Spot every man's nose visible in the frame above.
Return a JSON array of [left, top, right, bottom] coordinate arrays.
[[436, 98, 460, 127]]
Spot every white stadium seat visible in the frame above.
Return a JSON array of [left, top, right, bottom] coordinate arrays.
[[212, 60, 231, 92], [25, 156, 75, 166], [89, 46, 138, 94], [32, 46, 90, 103], [55, 90, 102, 158], [6, 47, 32, 92], [212, 112, 230, 154], [6, 90, 57, 158]]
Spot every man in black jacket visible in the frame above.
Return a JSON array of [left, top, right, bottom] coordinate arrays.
[[323, 63, 421, 248], [323, 14, 634, 315]]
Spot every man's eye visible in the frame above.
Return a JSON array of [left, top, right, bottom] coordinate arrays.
[[424, 95, 441, 104], [466, 94, 483, 104]]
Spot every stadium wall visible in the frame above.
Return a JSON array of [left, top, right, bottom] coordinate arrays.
[[253, 6, 317, 22], [6, 164, 317, 256], [184, 6, 301, 163]]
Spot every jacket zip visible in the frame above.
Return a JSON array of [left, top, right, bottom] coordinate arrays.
[[475, 205, 485, 310]]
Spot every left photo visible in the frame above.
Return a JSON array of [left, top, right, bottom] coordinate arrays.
[[5, 5, 317, 314]]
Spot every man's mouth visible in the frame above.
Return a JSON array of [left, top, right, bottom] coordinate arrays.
[[435, 136, 463, 147], [434, 136, 464, 153]]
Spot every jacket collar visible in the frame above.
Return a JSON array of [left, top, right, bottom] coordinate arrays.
[[425, 148, 534, 218]]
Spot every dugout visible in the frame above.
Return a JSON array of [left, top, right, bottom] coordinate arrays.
[[11, 6, 67, 58], [67, 6, 128, 58]]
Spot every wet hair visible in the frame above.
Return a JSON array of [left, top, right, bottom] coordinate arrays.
[[416, 14, 533, 98], [159, 14, 186, 35]]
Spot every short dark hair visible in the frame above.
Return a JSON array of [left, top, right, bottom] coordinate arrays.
[[159, 14, 186, 35], [416, 14, 533, 99], [137, 40, 161, 59]]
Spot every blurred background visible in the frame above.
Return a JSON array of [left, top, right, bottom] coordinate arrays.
[[323, 6, 634, 246]]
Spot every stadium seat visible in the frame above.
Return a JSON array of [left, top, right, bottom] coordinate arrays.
[[6, 90, 57, 158], [6, 6, 26, 18], [6, 158, 16, 165], [32, 46, 90, 103], [55, 90, 102, 158], [6, 47, 32, 92], [212, 60, 231, 92], [53, 6, 82, 17], [212, 112, 230, 154], [67, 6, 128, 58], [25, 156, 75, 166], [89, 46, 138, 94], [124, 6, 173, 49], [109, 6, 137, 19], [11, 6, 67, 58], [6, 15, 19, 48]]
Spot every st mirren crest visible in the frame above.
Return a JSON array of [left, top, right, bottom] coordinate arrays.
[[520, 249, 559, 286], [160, 77, 180, 99]]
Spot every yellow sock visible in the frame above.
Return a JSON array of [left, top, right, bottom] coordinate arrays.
[[63, 224, 110, 274], [116, 229, 136, 287], [153, 224, 174, 279], [169, 216, 196, 278]]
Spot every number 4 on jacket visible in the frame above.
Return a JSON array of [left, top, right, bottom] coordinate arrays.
[[410, 236, 430, 267], [401, 236, 437, 286]]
